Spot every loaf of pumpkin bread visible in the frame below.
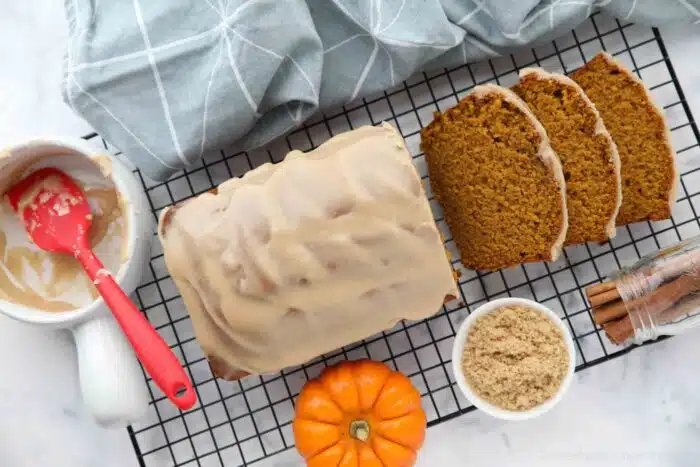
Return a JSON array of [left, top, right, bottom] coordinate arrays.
[[158, 123, 458, 380]]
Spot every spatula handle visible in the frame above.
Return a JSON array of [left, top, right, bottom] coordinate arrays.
[[76, 247, 197, 411]]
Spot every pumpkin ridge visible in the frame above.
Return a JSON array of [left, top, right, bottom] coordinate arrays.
[[297, 381, 345, 424], [356, 442, 387, 467], [351, 360, 392, 411], [374, 410, 426, 449], [324, 387, 353, 418], [364, 443, 388, 467], [376, 408, 421, 422], [293, 361, 425, 466], [293, 419, 343, 459], [374, 371, 422, 420], [303, 412, 342, 424], [371, 435, 416, 467], [367, 367, 392, 411], [296, 419, 341, 428], [320, 365, 361, 414], [307, 441, 345, 467], [373, 432, 415, 453]]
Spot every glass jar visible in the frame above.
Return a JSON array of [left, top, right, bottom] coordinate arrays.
[[588, 236, 700, 345]]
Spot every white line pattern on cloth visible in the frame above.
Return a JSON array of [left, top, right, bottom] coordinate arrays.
[[62, 0, 700, 181], [228, 27, 318, 100], [65, 0, 174, 168], [501, 1, 592, 41], [198, 36, 226, 160], [351, 38, 380, 102], [132, 0, 186, 165], [677, 0, 700, 22], [377, 41, 396, 87], [324, 34, 367, 54], [69, 74, 174, 167], [457, 2, 486, 26], [224, 33, 261, 117], [69, 27, 220, 73], [378, 0, 405, 34]]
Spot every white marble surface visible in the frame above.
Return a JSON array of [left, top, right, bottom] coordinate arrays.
[[1, 1, 700, 466]]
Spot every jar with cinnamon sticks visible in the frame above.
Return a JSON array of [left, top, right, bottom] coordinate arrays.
[[585, 236, 700, 345]]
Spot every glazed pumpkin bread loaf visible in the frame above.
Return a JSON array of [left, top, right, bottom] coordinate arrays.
[[512, 68, 622, 245], [158, 123, 458, 379], [421, 84, 568, 271], [571, 52, 677, 225]]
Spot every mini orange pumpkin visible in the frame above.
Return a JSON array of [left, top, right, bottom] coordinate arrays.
[[293, 360, 426, 467]]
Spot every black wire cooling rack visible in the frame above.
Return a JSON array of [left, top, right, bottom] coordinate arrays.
[[82, 13, 700, 467]]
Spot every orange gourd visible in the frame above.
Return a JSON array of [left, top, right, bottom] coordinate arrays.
[[293, 360, 426, 467]]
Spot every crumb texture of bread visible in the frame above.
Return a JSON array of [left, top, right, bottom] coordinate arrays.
[[421, 86, 565, 271], [513, 70, 620, 245], [571, 52, 676, 225]]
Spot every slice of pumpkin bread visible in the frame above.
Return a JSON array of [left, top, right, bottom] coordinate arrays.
[[421, 84, 568, 271], [513, 67, 621, 245], [571, 52, 677, 225]]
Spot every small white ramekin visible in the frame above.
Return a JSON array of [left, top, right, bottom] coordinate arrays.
[[0, 137, 153, 428], [452, 297, 576, 421]]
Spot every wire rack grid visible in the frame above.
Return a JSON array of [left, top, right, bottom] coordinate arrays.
[[82, 13, 700, 467]]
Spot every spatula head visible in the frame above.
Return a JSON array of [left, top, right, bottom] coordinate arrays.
[[4, 167, 92, 254]]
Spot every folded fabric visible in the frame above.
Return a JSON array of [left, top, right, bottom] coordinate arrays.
[[63, 0, 700, 181]]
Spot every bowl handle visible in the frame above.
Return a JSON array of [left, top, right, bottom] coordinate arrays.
[[72, 315, 150, 428]]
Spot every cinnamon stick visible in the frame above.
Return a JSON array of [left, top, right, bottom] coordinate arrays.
[[583, 245, 700, 345], [595, 272, 700, 344], [587, 287, 621, 307], [585, 281, 618, 298], [646, 273, 700, 309], [658, 292, 700, 325], [585, 249, 700, 307], [592, 299, 627, 326], [592, 273, 700, 325], [603, 287, 700, 345], [603, 315, 633, 345]]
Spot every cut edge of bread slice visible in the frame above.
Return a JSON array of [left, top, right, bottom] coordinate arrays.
[[518, 66, 623, 240], [471, 83, 569, 262], [595, 52, 679, 215]]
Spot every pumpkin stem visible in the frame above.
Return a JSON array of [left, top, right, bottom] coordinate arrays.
[[349, 420, 370, 442]]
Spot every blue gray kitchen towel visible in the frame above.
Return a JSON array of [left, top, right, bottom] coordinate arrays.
[[63, 0, 700, 181]]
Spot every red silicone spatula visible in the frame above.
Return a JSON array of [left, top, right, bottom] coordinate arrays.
[[5, 167, 197, 410]]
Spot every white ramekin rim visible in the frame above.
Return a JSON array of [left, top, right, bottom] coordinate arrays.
[[0, 136, 152, 327], [451, 297, 576, 421]]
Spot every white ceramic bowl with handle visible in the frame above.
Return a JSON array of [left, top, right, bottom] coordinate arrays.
[[452, 297, 576, 421], [0, 137, 152, 428]]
